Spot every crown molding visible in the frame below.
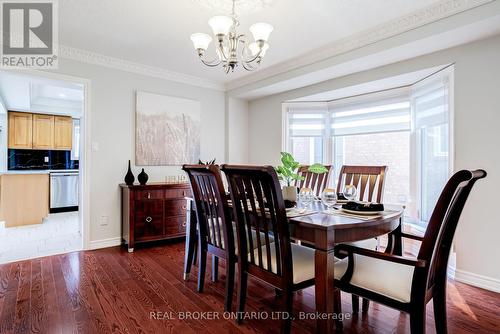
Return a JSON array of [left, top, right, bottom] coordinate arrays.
[[225, 0, 495, 91], [59, 46, 225, 91]]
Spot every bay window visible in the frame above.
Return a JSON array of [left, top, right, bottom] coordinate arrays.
[[283, 68, 453, 226]]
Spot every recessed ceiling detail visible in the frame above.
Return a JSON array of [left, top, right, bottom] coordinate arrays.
[[194, 0, 276, 15]]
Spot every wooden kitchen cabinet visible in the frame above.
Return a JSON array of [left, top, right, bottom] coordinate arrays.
[[32, 114, 55, 149], [7, 112, 73, 150], [0, 173, 49, 227], [121, 183, 191, 252], [54, 116, 73, 150], [8, 112, 33, 149]]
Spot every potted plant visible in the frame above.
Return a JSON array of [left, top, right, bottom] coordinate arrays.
[[276, 152, 328, 202]]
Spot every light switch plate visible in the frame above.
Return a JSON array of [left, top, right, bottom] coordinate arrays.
[[44, 156, 49, 163]]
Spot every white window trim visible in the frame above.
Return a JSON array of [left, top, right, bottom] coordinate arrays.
[[410, 66, 455, 222]]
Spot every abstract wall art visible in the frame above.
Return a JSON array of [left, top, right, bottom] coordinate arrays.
[[136, 91, 201, 165]]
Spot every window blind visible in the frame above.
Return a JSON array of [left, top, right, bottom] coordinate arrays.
[[329, 96, 411, 136], [413, 78, 449, 128], [287, 105, 328, 137]]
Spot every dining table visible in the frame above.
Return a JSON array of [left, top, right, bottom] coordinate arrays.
[[183, 198, 404, 334]]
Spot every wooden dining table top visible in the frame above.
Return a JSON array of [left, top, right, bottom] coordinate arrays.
[[286, 201, 403, 251], [288, 202, 403, 229]]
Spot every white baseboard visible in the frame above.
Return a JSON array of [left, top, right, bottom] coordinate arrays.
[[454, 269, 500, 293], [89, 237, 121, 250]]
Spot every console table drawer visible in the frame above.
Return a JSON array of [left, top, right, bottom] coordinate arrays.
[[134, 189, 164, 200], [165, 216, 186, 236], [164, 199, 187, 217], [165, 188, 191, 199]]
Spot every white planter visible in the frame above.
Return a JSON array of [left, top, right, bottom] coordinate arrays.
[[282, 186, 297, 202]]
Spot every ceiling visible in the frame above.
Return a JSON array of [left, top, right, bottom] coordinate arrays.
[[59, 0, 443, 84], [0, 71, 84, 117], [288, 66, 448, 102]]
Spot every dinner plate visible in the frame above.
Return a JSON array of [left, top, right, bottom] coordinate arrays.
[[340, 208, 383, 216]]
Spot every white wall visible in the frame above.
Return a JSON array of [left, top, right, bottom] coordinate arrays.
[[48, 58, 226, 245], [247, 34, 500, 290], [227, 97, 249, 163]]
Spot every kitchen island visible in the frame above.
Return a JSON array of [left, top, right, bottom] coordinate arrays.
[[0, 172, 49, 227]]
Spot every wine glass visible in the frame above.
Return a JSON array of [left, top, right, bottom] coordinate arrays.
[[321, 188, 338, 214], [343, 184, 357, 201], [299, 188, 314, 209]]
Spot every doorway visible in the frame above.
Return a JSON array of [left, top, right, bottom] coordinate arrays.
[[0, 70, 90, 263]]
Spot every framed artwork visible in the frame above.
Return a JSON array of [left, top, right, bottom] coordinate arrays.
[[136, 91, 201, 165]]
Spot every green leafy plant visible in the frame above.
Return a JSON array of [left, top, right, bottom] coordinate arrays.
[[308, 163, 329, 174], [276, 152, 303, 187], [276, 152, 329, 187]]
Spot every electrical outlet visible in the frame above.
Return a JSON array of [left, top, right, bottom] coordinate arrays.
[[44, 156, 49, 163], [100, 216, 109, 226]]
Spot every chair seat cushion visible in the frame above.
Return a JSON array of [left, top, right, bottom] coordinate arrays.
[[334, 254, 415, 303], [208, 219, 274, 255], [250, 243, 315, 284]]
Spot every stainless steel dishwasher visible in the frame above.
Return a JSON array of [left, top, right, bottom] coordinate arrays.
[[50, 171, 79, 213]]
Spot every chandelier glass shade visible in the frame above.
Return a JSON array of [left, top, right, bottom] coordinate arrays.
[[190, 0, 273, 73]]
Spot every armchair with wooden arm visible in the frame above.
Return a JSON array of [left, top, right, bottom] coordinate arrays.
[[332, 169, 486, 334]]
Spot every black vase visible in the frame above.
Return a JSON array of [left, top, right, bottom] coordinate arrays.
[[138, 168, 149, 185], [124, 160, 135, 185]]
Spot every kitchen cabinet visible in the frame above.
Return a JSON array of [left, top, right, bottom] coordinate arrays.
[[7, 112, 33, 149], [0, 173, 49, 227], [33, 114, 55, 149], [7, 112, 73, 150], [121, 183, 191, 252], [54, 116, 73, 150]]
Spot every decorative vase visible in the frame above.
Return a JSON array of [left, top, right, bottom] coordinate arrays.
[[138, 168, 149, 185], [282, 185, 297, 202], [124, 160, 135, 185]]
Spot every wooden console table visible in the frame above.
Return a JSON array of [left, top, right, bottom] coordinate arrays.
[[120, 182, 191, 252]]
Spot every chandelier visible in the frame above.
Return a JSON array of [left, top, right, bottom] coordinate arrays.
[[190, 0, 273, 73]]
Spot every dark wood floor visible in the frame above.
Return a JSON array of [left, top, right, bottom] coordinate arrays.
[[0, 241, 499, 334]]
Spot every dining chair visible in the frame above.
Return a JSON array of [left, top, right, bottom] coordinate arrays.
[[221, 165, 316, 334], [295, 165, 333, 196], [336, 165, 387, 203], [335, 165, 388, 312], [183, 164, 275, 312], [333, 169, 486, 334], [182, 164, 236, 312]]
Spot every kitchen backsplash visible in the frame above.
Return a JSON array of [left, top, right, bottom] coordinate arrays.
[[8, 149, 79, 170]]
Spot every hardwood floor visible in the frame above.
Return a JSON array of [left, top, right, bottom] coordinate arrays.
[[0, 241, 499, 334]]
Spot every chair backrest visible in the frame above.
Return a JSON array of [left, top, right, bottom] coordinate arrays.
[[336, 165, 388, 203], [221, 165, 292, 283], [417, 169, 486, 291], [295, 165, 333, 196], [182, 164, 234, 255]]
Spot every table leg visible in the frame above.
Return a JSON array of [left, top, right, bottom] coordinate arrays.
[[183, 199, 197, 281], [386, 218, 403, 256], [393, 218, 403, 256], [315, 248, 335, 334]]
